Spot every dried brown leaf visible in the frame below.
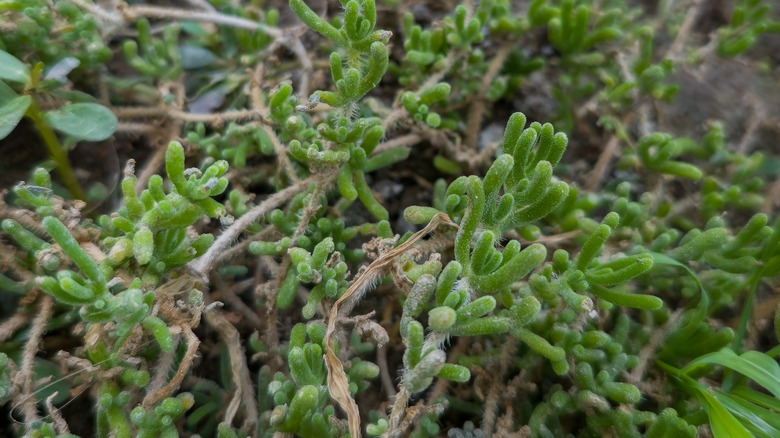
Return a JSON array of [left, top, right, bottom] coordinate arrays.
[[323, 213, 456, 438]]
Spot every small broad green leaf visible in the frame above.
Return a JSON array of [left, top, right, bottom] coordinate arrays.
[[32, 358, 70, 405], [0, 50, 30, 83], [0, 80, 18, 104], [0, 94, 31, 140], [44, 57, 80, 82], [44, 103, 117, 141], [179, 44, 218, 69]]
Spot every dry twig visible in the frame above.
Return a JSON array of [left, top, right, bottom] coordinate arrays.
[[482, 338, 516, 436], [0, 313, 31, 344], [143, 325, 200, 407], [465, 44, 512, 151], [119, 4, 283, 38], [17, 294, 54, 424], [203, 309, 259, 433], [188, 169, 338, 277], [45, 392, 70, 436]]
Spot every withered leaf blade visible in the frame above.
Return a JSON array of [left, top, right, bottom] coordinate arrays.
[[323, 213, 456, 438]]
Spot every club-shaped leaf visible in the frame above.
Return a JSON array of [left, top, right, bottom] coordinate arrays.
[[44, 103, 118, 141], [0, 50, 30, 83]]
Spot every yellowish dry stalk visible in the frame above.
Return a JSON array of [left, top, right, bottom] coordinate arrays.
[[323, 213, 457, 438]]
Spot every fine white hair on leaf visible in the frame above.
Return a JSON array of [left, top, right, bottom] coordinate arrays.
[[337, 265, 382, 318], [453, 277, 474, 302], [423, 331, 450, 352]]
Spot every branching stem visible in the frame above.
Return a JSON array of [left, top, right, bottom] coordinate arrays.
[[188, 169, 338, 277], [120, 4, 283, 38]]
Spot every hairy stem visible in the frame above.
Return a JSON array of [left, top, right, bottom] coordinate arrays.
[[188, 169, 338, 277], [18, 295, 54, 424]]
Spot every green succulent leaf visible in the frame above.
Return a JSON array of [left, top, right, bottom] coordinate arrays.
[[590, 284, 663, 310]]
